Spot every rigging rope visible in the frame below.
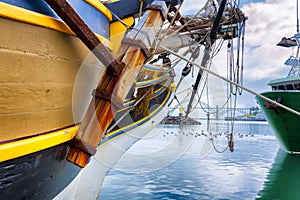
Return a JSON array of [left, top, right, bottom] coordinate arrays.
[[297, 0, 299, 34], [105, 87, 153, 134], [152, 0, 185, 55], [212, 137, 229, 153], [160, 45, 300, 117], [138, 0, 145, 21], [163, 0, 210, 38]]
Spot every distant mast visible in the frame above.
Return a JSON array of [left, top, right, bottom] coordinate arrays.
[[297, 0, 299, 34], [297, 0, 299, 57]]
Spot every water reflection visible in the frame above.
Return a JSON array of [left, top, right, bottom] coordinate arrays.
[[100, 123, 279, 199], [257, 149, 300, 200]]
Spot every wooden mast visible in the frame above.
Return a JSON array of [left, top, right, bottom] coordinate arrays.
[[185, 0, 227, 117], [45, 0, 167, 167]]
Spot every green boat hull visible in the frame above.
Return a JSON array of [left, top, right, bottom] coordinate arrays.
[[256, 149, 300, 199], [256, 91, 300, 153]]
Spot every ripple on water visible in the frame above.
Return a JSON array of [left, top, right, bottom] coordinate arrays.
[[99, 123, 279, 199]]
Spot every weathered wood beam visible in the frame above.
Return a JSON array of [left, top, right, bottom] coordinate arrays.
[[44, 0, 123, 75], [66, 1, 168, 168]]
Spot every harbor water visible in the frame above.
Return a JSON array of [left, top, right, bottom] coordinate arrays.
[[98, 121, 300, 200]]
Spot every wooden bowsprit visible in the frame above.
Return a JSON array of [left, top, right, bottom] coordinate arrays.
[[45, 0, 167, 168]]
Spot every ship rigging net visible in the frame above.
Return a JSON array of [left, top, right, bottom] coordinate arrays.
[[72, 0, 300, 199], [151, 0, 247, 153]]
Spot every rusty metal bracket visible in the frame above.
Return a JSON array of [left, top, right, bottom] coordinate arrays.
[[69, 139, 97, 156], [44, 0, 123, 76], [92, 88, 123, 109], [64, 1, 167, 168], [92, 89, 111, 101], [122, 38, 151, 59], [108, 61, 125, 76]]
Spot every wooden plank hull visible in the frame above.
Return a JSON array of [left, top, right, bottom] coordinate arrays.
[[0, 2, 111, 198], [0, 16, 103, 141], [0, 1, 172, 199], [0, 84, 172, 200]]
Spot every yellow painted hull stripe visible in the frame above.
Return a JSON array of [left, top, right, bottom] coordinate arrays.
[[106, 90, 171, 138], [119, 79, 170, 112], [143, 64, 170, 72], [122, 78, 170, 104], [0, 2, 113, 50], [0, 86, 169, 162], [136, 75, 168, 88], [0, 126, 78, 162], [84, 0, 112, 21]]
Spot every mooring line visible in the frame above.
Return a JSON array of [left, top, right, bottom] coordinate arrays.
[[160, 45, 300, 117]]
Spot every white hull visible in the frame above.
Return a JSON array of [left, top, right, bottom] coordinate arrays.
[[54, 92, 172, 200]]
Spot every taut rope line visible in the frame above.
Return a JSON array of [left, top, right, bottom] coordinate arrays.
[[160, 45, 300, 117]]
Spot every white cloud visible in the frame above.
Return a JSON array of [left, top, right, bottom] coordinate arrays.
[[178, 0, 297, 107], [242, 0, 296, 81], [181, 0, 206, 15]]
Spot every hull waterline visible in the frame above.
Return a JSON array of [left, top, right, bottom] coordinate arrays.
[[256, 91, 300, 153], [54, 90, 173, 200]]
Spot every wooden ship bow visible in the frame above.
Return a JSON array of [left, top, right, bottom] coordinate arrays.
[[43, 0, 169, 168]]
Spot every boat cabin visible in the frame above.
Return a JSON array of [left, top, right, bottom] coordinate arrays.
[[269, 54, 300, 91], [269, 76, 300, 91]]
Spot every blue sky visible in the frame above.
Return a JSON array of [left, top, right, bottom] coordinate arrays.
[[178, 0, 297, 107], [240, 0, 266, 6]]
